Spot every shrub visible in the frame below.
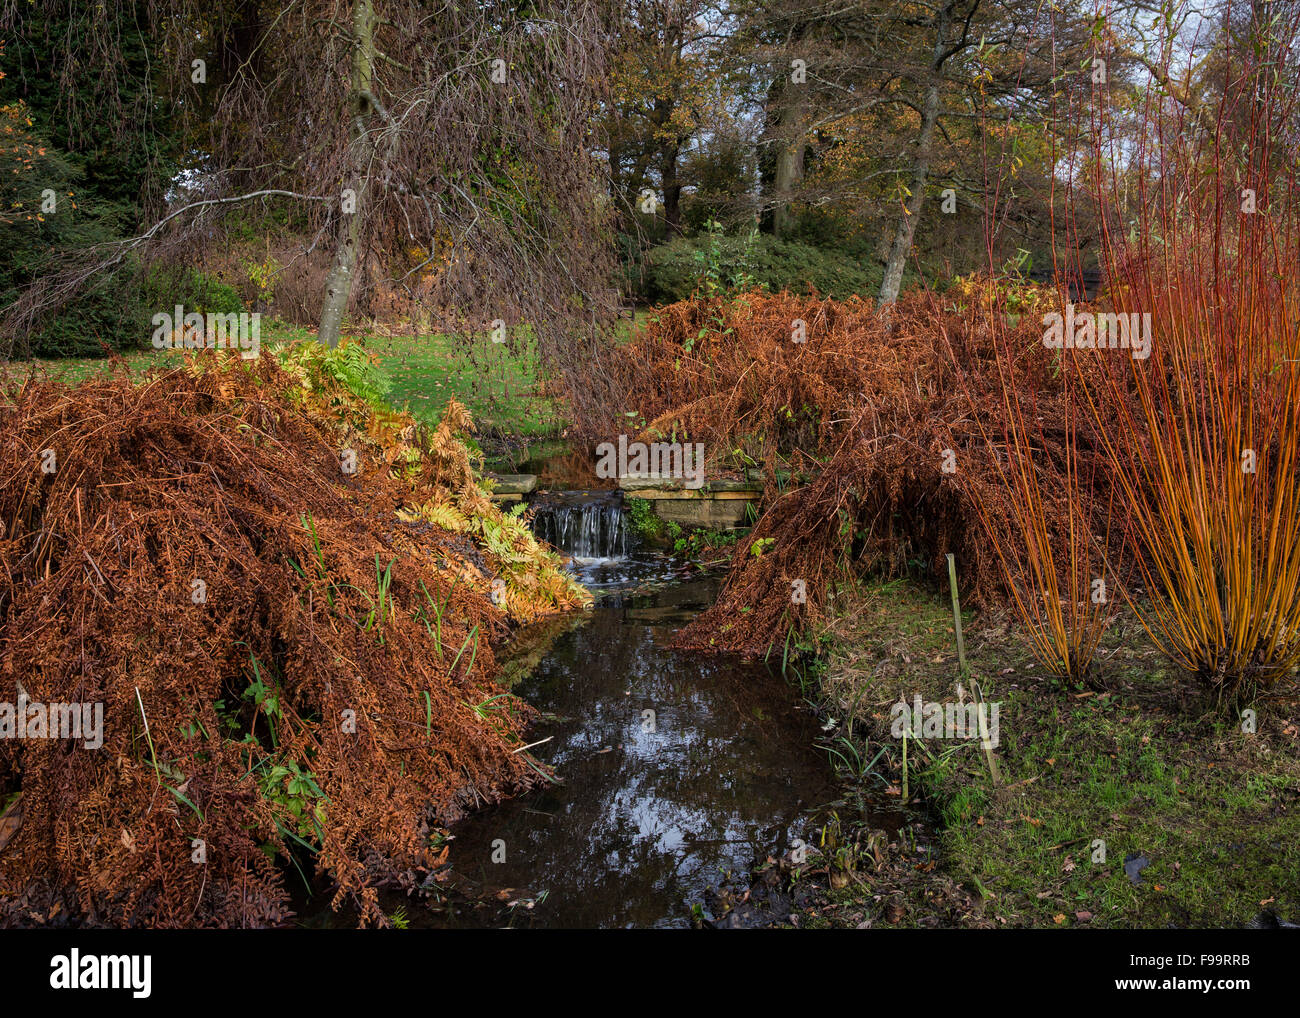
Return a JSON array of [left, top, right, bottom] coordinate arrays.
[[641, 234, 879, 304], [1056, 4, 1300, 703], [575, 288, 1105, 658], [14, 266, 247, 359], [17, 274, 150, 359], [0, 346, 586, 927]]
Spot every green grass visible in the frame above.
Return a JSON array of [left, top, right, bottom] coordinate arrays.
[[1, 318, 569, 441], [932, 684, 1300, 928], [0, 345, 182, 386], [813, 576, 1300, 928], [364, 329, 561, 438]]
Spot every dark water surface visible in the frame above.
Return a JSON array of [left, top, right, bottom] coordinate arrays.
[[300, 495, 839, 928], [436, 565, 836, 927]]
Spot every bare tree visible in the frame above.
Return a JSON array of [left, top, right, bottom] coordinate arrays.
[[1, 0, 622, 358]]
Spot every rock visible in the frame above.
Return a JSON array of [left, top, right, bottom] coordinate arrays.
[[486, 473, 537, 500]]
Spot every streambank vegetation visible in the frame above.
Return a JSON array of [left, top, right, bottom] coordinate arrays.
[[0, 345, 586, 927]]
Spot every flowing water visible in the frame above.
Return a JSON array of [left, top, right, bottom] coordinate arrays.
[[528, 490, 630, 560], [301, 491, 844, 928]]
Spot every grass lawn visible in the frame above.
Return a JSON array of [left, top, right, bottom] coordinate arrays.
[[0, 346, 182, 386], [1, 317, 579, 440], [2, 310, 654, 467], [364, 330, 561, 438], [808, 576, 1300, 928]]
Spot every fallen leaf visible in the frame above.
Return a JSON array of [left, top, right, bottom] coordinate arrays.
[[0, 793, 21, 852]]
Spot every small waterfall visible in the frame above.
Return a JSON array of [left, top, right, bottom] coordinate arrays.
[[530, 492, 630, 559]]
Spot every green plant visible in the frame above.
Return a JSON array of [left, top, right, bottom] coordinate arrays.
[[692, 218, 727, 297], [643, 234, 879, 304], [623, 496, 664, 540], [414, 578, 454, 655], [278, 339, 392, 407], [256, 758, 328, 843], [670, 526, 739, 561], [364, 555, 395, 640], [242, 649, 282, 747], [246, 254, 283, 306], [823, 735, 889, 783]]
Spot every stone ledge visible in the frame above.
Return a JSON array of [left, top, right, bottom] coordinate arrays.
[[486, 473, 538, 500], [623, 489, 699, 500], [651, 498, 753, 530], [618, 474, 762, 496]]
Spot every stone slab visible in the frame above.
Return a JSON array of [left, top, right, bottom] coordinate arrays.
[[487, 473, 538, 495]]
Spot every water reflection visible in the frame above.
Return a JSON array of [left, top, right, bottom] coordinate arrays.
[[441, 572, 835, 928]]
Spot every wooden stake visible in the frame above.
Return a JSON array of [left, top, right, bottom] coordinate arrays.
[[946, 552, 967, 674], [948, 554, 1000, 785]]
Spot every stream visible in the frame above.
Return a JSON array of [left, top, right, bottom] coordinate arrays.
[[302, 491, 850, 928]]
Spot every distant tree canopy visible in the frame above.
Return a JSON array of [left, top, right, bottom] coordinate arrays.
[[602, 0, 1205, 302], [0, 3, 181, 355], [4, 0, 1294, 357]]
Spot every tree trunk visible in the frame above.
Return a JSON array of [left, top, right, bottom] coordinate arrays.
[[318, 0, 375, 348], [772, 97, 808, 240], [879, 79, 940, 304], [879, 5, 951, 305], [661, 142, 682, 235]]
